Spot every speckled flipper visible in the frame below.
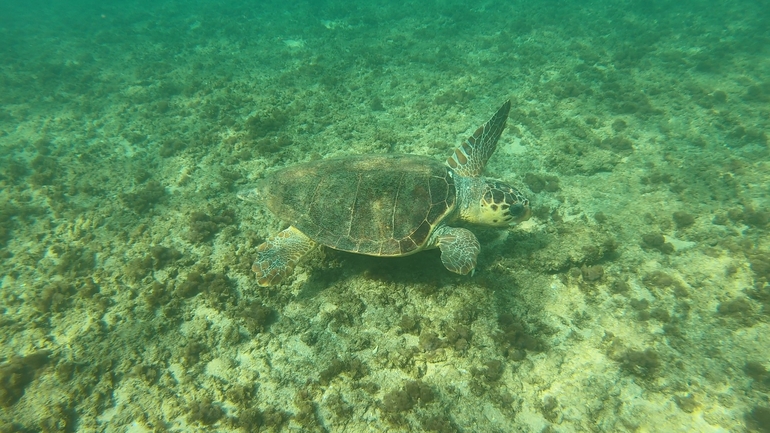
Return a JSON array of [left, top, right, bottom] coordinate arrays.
[[446, 100, 511, 177], [433, 225, 481, 275], [253, 226, 316, 286]]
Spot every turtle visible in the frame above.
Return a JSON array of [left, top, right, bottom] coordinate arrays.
[[238, 100, 530, 286]]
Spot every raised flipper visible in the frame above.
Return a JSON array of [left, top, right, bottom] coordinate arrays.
[[433, 225, 481, 275], [446, 100, 511, 177], [253, 226, 316, 286]]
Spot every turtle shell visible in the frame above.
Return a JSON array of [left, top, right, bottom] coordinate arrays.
[[260, 154, 457, 256]]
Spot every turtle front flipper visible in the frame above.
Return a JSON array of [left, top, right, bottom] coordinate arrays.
[[253, 226, 316, 286], [433, 225, 481, 275], [446, 100, 511, 177]]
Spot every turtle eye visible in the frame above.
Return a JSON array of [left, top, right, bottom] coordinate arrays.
[[508, 203, 525, 218]]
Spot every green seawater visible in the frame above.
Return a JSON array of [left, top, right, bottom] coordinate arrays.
[[0, 0, 768, 431]]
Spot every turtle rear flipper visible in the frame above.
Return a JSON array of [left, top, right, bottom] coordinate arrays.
[[446, 100, 511, 177], [433, 225, 481, 275], [253, 226, 316, 286]]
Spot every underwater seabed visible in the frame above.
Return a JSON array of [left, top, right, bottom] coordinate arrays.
[[0, 0, 769, 431]]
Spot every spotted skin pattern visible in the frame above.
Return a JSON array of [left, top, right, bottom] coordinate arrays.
[[446, 100, 511, 177], [252, 226, 316, 286], [433, 225, 481, 275]]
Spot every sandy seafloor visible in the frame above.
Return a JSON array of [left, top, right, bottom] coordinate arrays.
[[1, 0, 769, 431]]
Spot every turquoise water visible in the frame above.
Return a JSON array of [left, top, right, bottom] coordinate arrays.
[[1, 0, 769, 431]]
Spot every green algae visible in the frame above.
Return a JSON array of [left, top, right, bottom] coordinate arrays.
[[0, 0, 768, 431]]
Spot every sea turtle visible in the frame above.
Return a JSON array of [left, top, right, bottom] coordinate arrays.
[[238, 100, 530, 286]]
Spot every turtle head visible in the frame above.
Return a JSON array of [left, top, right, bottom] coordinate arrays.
[[461, 178, 530, 227]]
